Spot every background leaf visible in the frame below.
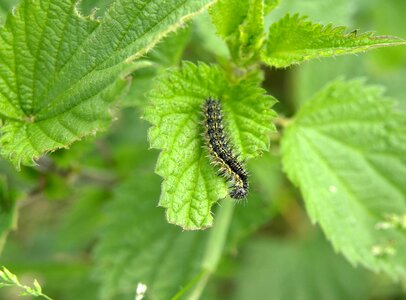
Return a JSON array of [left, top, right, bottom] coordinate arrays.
[[0, 176, 17, 253], [94, 170, 207, 300], [281, 79, 406, 279], [232, 234, 372, 300], [262, 14, 406, 68], [145, 62, 276, 229]]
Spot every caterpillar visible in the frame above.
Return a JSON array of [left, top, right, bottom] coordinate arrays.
[[202, 98, 249, 199]]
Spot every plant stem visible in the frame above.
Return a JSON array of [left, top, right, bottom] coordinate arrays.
[[188, 200, 235, 300], [273, 116, 292, 128]]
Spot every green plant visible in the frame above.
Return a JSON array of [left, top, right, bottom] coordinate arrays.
[[0, 267, 52, 299], [0, 0, 405, 299]]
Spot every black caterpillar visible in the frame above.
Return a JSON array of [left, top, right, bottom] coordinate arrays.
[[202, 98, 249, 199]]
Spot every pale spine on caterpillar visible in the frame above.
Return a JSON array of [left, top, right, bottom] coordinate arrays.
[[202, 98, 249, 199]]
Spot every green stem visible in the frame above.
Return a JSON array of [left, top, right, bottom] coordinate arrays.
[[188, 200, 235, 300]]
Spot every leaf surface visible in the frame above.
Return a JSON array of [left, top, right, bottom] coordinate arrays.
[[281, 79, 406, 279], [262, 14, 406, 68], [145, 62, 276, 229], [0, 0, 213, 168], [234, 236, 371, 300], [94, 172, 207, 300]]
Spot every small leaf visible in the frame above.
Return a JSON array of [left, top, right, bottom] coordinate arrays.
[[262, 14, 406, 68], [145, 62, 276, 229], [210, 0, 269, 65], [0, 0, 213, 169], [2, 266, 17, 283], [238, 0, 265, 62], [0, 266, 52, 299], [33, 280, 42, 293], [281, 79, 406, 279]]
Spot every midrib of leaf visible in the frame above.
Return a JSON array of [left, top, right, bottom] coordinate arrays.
[[269, 40, 406, 56], [304, 122, 406, 206], [31, 0, 53, 115]]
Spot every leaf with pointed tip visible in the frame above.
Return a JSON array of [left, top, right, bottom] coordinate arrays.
[[145, 62, 276, 229], [262, 14, 406, 68], [0, 0, 214, 169], [281, 79, 406, 279]]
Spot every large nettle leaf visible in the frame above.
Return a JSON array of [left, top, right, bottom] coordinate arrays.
[[0, 176, 16, 253], [262, 14, 406, 68], [145, 62, 276, 230], [281, 79, 406, 279], [0, 0, 213, 168]]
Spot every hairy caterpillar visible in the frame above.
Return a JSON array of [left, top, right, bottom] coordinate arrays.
[[202, 98, 249, 199]]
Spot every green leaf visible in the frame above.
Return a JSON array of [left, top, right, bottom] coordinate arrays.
[[56, 187, 110, 252], [233, 235, 372, 300], [0, 176, 17, 254], [0, 0, 213, 169], [209, 0, 249, 38], [238, 0, 265, 61], [210, 0, 273, 65], [0, 266, 53, 299], [262, 14, 406, 68], [94, 172, 207, 300], [264, 0, 279, 14], [281, 79, 406, 279], [144, 62, 276, 229]]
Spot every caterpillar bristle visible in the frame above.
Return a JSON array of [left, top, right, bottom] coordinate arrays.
[[202, 98, 249, 200]]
